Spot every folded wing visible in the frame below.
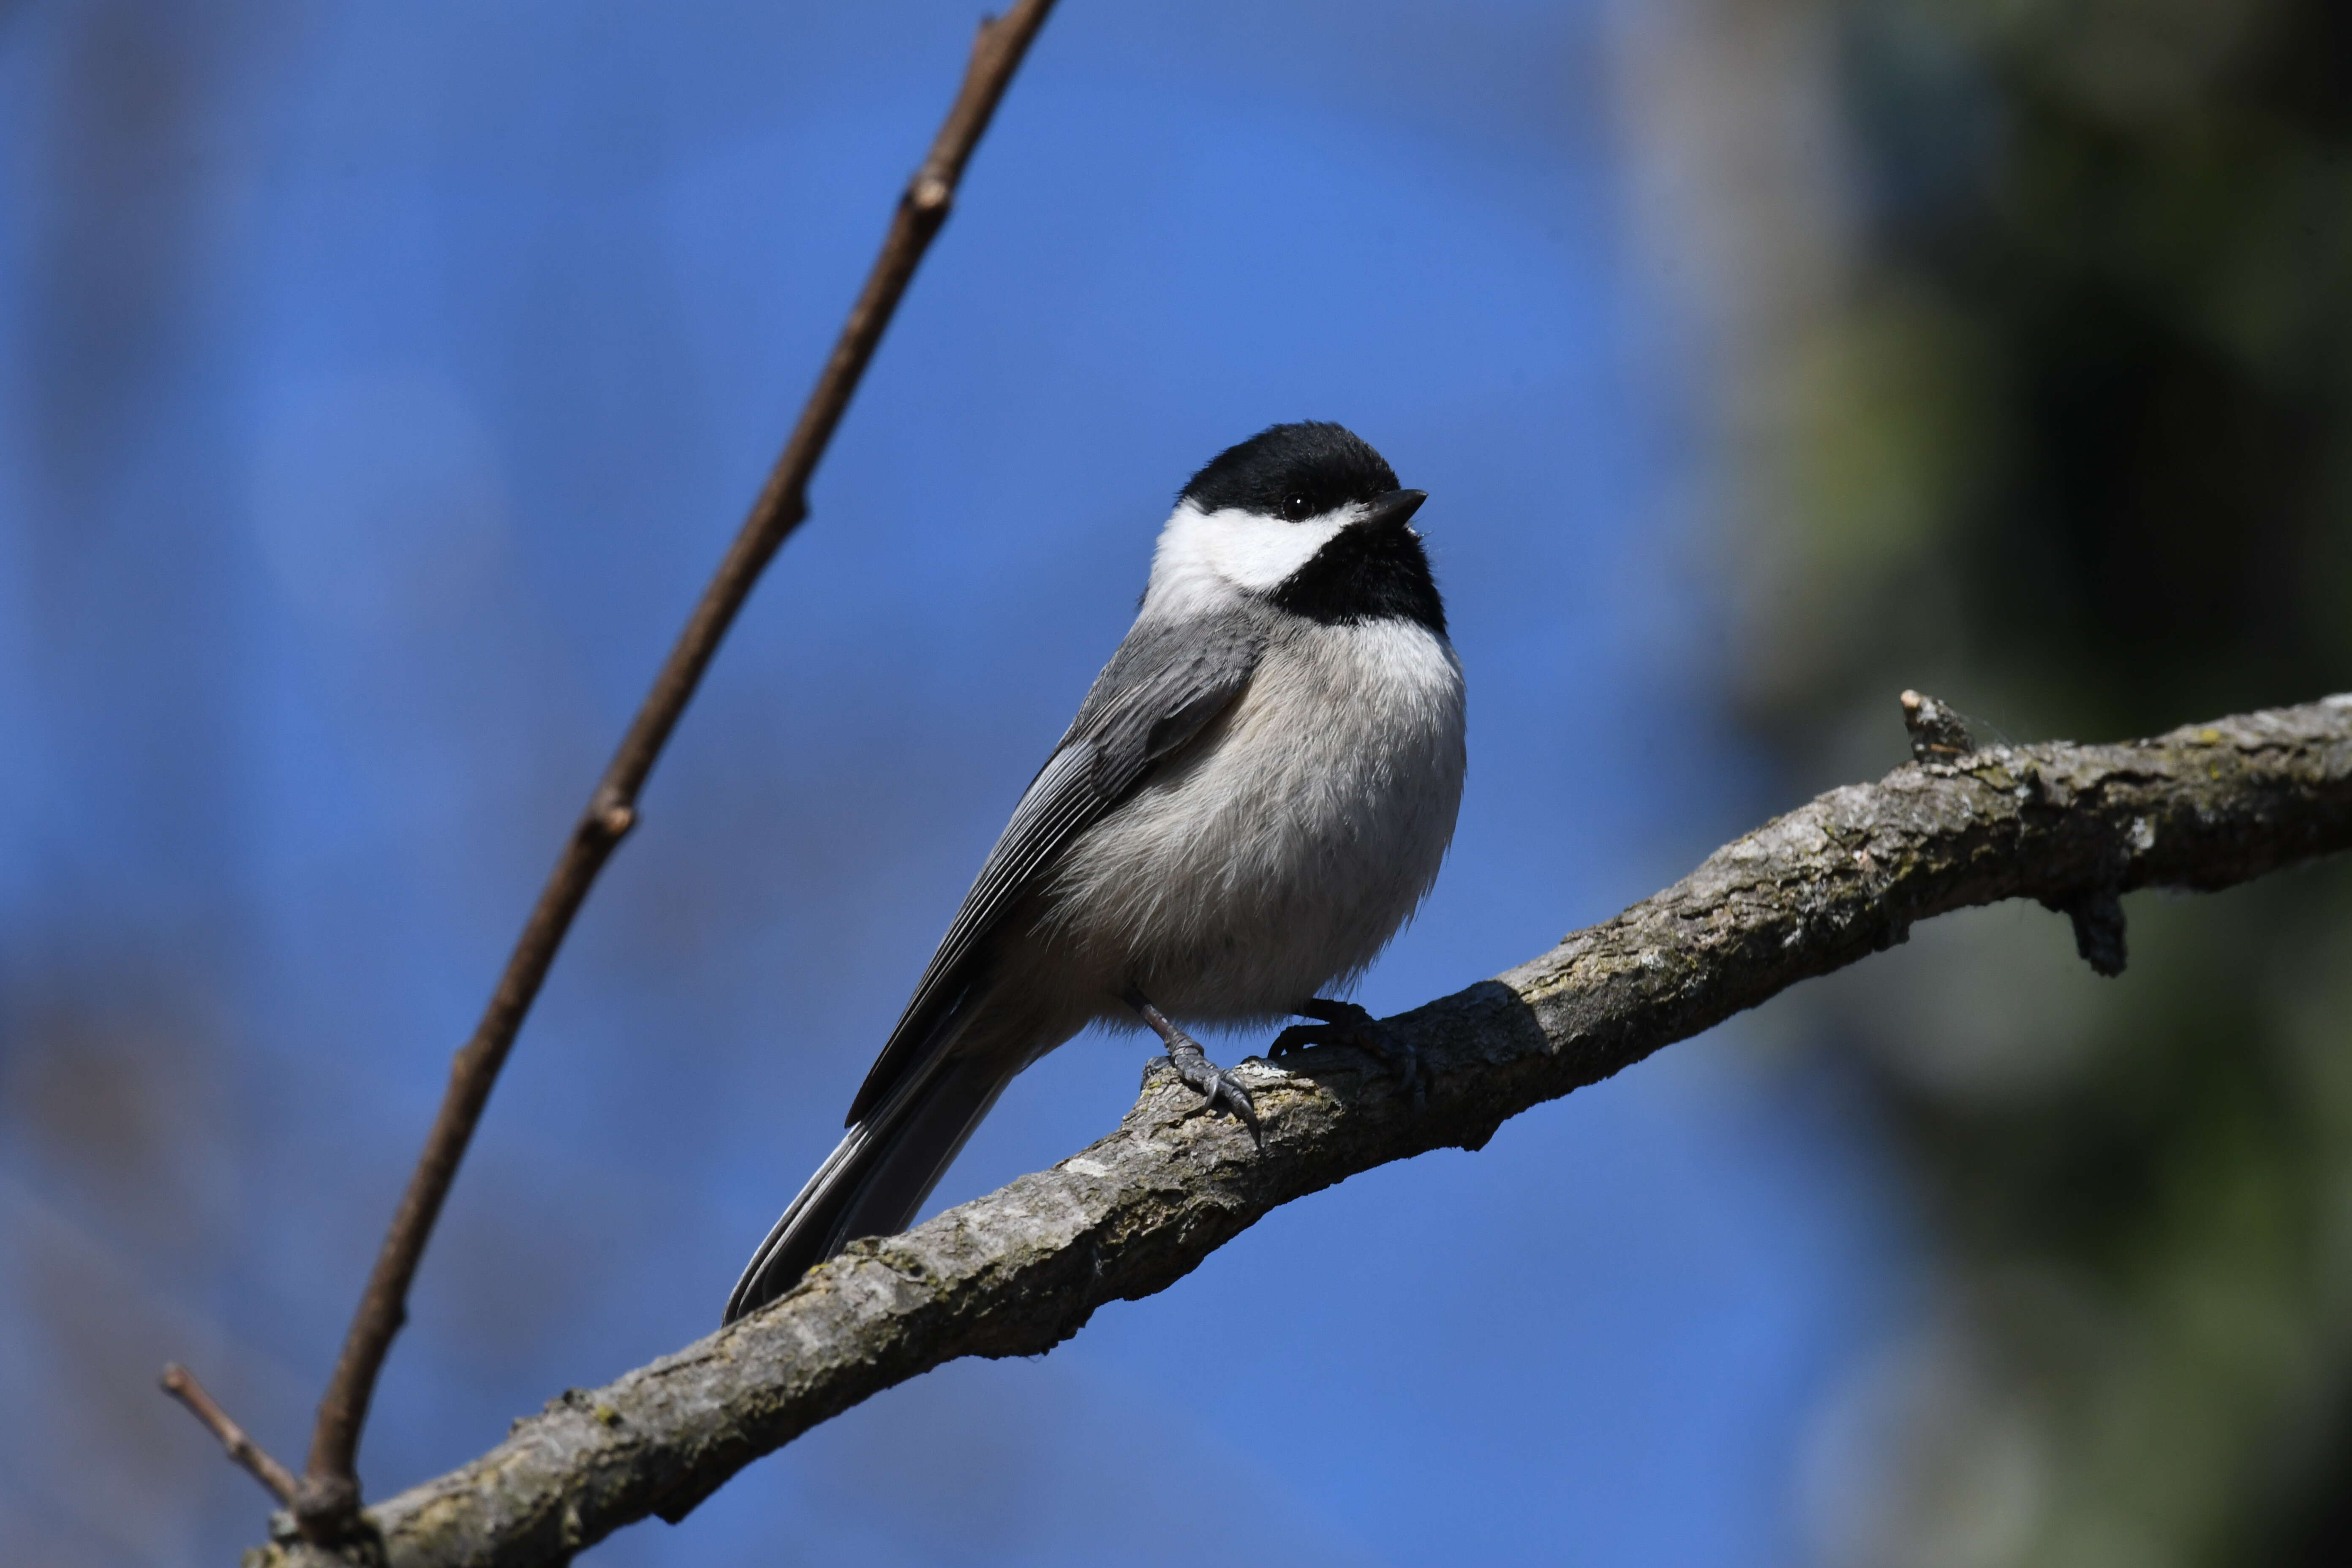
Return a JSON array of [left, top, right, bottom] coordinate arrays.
[[844, 607, 1267, 1123]]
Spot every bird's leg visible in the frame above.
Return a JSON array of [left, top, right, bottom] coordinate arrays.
[[1122, 986, 1259, 1136], [1269, 998, 1425, 1108]]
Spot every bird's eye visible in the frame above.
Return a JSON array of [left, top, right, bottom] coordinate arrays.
[[1279, 494, 1315, 522]]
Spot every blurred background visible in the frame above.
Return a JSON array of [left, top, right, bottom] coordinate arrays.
[[1, 1, 2347, 1564]]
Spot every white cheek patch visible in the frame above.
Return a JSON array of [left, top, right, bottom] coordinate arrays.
[[1138, 501, 1351, 619]]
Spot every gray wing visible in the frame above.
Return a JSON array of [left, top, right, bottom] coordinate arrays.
[[844, 609, 1266, 1124]]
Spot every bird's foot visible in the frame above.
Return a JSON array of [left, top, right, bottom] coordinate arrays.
[[1124, 987, 1259, 1138], [1164, 1034, 1260, 1136], [1269, 998, 1424, 1108]]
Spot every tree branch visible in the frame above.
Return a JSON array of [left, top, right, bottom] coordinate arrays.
[[284, 1, 1060, 1544], [250, 694, 2352, 1568]]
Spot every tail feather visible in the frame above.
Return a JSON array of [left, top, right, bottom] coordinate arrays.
[[723, 1053, 1013, 1323]]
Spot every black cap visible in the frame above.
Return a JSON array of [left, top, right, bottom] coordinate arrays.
[[1180, 422, 1402, 521]]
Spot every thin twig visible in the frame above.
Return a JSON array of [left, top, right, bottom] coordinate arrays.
[[247, 695, 2352, 1568], [291, 2, 1060, 1542], [161, 1363, 298, 1506]]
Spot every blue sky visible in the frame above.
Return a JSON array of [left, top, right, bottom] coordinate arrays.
[[0, 3, 1904, 1563]]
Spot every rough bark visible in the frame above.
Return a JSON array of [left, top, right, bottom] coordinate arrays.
[[250, 696, 2352, 1568]]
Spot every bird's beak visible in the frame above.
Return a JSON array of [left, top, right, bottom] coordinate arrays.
[[1359, 489, 1428, 532]]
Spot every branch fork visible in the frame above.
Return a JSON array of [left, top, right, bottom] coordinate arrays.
[[162, 0, 1063, 1548]]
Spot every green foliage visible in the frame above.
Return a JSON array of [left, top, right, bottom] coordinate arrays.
[[1757, 1, 2352, 1562]]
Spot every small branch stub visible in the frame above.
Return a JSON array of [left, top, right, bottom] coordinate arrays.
[[1900, 689, 1976, 762], [2064, 890, 2129, 977], [1898, 691, 2129, 975], [160, 1363, 298, 1507]]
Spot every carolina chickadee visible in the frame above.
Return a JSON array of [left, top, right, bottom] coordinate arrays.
[[724, 422, 1466, 1323]]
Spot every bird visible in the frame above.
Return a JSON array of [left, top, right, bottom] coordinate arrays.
[[724, 421, 1466, 1323]]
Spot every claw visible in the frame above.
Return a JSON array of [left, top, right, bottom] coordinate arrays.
[[1271, 999, 1425, 1109], [1169, 1043, 1260, 1137], [1123, 986, 1262, 1143], [1267, 1023, 1319, 1057]]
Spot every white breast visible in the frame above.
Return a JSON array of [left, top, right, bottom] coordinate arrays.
[[1036, 615, 1467, 1025]]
